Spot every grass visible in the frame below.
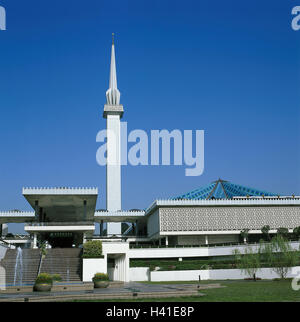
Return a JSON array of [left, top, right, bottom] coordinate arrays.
[[72, 279, 300, 302]]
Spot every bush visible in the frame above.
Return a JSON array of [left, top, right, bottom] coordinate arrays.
[[52, 274, 62, 282], [92, 273, 109, 282], [35, 273, 53, 285], [82, 240, 103, 258]]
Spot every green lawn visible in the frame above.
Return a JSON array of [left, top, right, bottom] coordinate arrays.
[[73, 280, 300, 302]]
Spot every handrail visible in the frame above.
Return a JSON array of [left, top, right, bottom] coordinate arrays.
[[37, 251, 43, 277], [25, 221, 95, 227], [129, 239, 300, 249]]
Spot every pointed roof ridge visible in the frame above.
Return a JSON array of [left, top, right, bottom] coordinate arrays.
[[106, 33, 121, 106], [172, 179, 277, 200]]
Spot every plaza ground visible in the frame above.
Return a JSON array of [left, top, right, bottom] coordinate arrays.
[[72, 280, 300, 302], [1, 279, 299, 302]]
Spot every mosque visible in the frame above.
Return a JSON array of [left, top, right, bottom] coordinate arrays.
[[0, 38, 299, 283]]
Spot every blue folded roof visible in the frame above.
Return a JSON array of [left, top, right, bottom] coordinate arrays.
[[173, 179, 277, 200]]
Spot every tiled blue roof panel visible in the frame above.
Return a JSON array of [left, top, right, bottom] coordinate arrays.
[[173, 179, 277, 200]]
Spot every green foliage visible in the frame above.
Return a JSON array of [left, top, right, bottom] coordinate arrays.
[[35, 273, 53, 285], [261, 235, 299, 279], [261, 225, 271, 241], [240, 229, 250, 242], [82, 240, 103, 258], [293, 226, 300, 239], [131, 257, 239, 271], [52, 274, 62, 282], [39, 242, 47, 256], [233, 246, 261, 280], [277, 227, 289, 239], [92, 273, 109, 282]]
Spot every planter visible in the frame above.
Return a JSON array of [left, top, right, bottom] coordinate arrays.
[[34, 283, 52, 292], [93, 281, 109, 288]]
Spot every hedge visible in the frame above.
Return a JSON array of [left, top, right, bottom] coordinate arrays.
[[82, 240, 104, 258]]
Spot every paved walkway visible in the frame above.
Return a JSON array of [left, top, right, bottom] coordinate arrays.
[[0, 282, 215, 302]]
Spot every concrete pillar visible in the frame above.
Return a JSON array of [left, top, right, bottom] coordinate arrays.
[[135, 220, 139, 236], [33, 233, 37, 249], [35, 200, 39, 221], [39, 207, 43, 222], [205, 235, 209, 245], [100, 220, 104, 236], [165, 236, 169, 247], [83, 200, 87, 221]]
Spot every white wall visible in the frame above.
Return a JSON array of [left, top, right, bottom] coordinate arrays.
[[150, 266, 300, 282], [129, 267, 150, 282], [82, 258, 107, 282], [82, 242, 130, 282], [128, 242, 300, 259], [0, 244, 8, 260]]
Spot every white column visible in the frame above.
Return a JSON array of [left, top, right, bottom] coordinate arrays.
[[33, 233, 37, 249], [205, 235, 209, 245], [165, 236, 169, 247], [106, 114, 122, 236]]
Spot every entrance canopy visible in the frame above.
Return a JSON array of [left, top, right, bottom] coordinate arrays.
[[22, 187, 98, 222]]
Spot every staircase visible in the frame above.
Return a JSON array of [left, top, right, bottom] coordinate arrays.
[[40, 248, 82, 282], [0, 249, 40, 286]]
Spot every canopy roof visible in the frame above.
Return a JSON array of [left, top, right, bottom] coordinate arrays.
[[173, 179, 277, 200]]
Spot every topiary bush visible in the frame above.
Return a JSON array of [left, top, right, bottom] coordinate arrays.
[[35, 273, 53, 285], [92, 273, 109, 282], [52, 274, 62, 282], [82, 240, 104, 258]]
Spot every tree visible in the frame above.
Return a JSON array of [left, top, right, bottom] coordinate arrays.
[[233, 246, 261, 281], [240, 229, 250, 244], [261, 225, 271, 241], [261, 235, 299, 279], [277, 227, 290, 240], [293, 226, 300, 240]]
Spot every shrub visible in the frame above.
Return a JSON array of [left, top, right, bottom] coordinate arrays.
[[52, 274, 62, 282], [82, 240, 103, 258], [92, 273, 109, 282], [35, 273, 53, 285]]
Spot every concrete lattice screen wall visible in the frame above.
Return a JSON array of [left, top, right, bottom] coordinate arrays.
[[158, 206, 300, 232]]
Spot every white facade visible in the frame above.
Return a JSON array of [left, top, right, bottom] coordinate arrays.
[[150, 266, 300, 282]]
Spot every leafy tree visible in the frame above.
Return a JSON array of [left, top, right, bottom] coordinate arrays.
[[240, 229, 250, 244], [233, 246, 261, 281], [261, 235, 299, 279], [293, 226, 300, 240], [261, 225, 271, 241], [277, 227, 290, 240]]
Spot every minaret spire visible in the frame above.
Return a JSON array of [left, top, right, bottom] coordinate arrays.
[[103, 34, 124, 236], [106, 33, 121, 106]]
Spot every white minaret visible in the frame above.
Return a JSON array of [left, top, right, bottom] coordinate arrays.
[[103, 34, 124, 236]]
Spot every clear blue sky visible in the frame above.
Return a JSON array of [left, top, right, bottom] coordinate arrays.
[[0, 0, 299, 233]]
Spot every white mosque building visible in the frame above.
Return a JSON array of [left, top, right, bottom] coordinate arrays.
[[0, 37, 300, 284]]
